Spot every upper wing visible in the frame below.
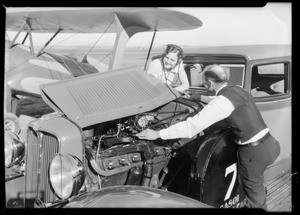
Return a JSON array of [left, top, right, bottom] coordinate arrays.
[[6, 7, 202, 33]]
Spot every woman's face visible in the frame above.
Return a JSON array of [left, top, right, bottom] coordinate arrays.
[[163, 52, 179, 70]]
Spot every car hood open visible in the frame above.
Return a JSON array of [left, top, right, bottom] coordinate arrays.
[[40, 66, 180, 128]]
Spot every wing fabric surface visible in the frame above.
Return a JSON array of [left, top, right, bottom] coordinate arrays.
[[6, 8, 202, 33]]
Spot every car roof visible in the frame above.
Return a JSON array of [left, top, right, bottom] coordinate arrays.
[[187, 44, 291, 61]]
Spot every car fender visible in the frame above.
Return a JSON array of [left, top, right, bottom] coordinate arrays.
[[189, 129, 248, 208], [64, 185, 213, 208]]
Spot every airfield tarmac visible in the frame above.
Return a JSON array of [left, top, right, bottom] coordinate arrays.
[[272, 195, 292, 211]]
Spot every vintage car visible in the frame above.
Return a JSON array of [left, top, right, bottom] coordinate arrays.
[[5, 44, 291, 209]]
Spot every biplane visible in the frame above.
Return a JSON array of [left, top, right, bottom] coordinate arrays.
[[4, 7, 291, 211], [4, 7, 202, 134]]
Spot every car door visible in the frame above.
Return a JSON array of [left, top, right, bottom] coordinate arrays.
[[248, 57, 291, 179]]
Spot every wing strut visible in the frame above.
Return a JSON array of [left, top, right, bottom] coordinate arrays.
[[8, 20, 27, 49], [37, 28, 62, 57], [144, 30, 157, 71], [25, 18, 35, 55], [108, 13, 150, 70], [8, 18, 35, 55], [22, 32, 29, 44]]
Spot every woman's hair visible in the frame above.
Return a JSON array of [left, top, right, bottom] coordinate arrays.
[[162, 44, 184, 61]]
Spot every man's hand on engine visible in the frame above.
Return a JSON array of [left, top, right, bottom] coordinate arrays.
[[179, 90, 191, 98], [135, 129, 160, 140]]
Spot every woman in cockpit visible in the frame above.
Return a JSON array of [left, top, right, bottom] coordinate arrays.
[[147, 44, 189, 92]]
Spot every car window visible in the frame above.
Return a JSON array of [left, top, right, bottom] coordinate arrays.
[[185, 63, 204, 87], [185, 63, 245, 88], [219, 64, 245, 87], [250, 63, 289, 98]]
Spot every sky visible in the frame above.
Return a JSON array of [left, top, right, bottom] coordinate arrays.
[[6, 3, 291, 49], [132, 3, 291, 48]]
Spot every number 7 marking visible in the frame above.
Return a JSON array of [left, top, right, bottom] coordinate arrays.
[[224, 163, 237, 201]]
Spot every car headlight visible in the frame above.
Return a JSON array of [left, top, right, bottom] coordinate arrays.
[[5, 130, 25, 168], [49, 154, 85, 200]]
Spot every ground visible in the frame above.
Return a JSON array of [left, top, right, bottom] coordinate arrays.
[[270, 194, 292, 212]]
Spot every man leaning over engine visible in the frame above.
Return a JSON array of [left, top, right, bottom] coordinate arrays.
[[136, 64, 280, 210]]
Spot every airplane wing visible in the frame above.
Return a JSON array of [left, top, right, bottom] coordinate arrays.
[[6, 7, 202, 33]]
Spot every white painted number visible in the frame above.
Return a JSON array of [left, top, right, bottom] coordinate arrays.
[[224, 163, 237, 201]]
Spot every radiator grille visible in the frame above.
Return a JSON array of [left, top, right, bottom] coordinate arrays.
[[25, 128, 59, 207]]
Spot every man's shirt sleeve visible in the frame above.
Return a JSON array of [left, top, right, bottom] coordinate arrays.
[[160, 95, 235, 139]]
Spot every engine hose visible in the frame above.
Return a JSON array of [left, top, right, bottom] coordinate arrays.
[[147, 109, 190, 129], [141, 159, 153, 187]]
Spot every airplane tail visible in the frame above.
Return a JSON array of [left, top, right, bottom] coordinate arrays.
[[82, 54, 109, 73], [46, 52, 99, 77]]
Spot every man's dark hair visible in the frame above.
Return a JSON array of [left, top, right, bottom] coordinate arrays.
[[203, 65, 228, 83]]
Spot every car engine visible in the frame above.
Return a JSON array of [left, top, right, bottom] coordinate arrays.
[[83, 99, 203, 191]]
